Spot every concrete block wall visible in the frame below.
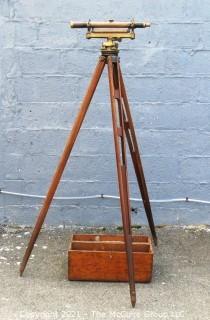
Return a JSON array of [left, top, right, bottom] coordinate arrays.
[[1, 0, 210, 226]]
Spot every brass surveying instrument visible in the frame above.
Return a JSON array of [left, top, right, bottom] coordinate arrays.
[[20, 20, 157, 307]]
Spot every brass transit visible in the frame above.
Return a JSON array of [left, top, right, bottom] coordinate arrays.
[[70, 19, 150, 55]]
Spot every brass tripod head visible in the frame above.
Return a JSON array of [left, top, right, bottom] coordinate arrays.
[[70, 20, 150, 55]]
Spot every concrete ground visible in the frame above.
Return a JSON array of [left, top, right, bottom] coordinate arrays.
[[0, 224, 209, 320]]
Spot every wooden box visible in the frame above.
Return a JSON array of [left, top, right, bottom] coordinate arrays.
[[68, 234, 153, 283]]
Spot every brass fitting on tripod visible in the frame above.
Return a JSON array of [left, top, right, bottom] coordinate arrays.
[[101, 39, 119, 55]]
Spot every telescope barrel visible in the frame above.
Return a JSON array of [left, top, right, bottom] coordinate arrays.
[[70, 21, 150, 29]]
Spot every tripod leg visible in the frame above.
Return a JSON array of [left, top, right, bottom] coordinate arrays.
[[118, 65, 157, 245], [107, 56, 136, 307], [20, 57, 106, 276]]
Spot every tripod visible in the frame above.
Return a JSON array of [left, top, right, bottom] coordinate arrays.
[[20, 21, 157, 307]]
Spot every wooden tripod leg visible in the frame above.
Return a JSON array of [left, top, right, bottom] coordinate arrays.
[[20, 57, 106, 276], [118, 66, 157, 245], [107, 56, 136, 307]]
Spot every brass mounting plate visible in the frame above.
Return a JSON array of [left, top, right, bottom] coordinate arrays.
[[86, 28, 135, 40]]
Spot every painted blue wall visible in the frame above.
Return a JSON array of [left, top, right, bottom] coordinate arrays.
[[1, 0, 210, 226]]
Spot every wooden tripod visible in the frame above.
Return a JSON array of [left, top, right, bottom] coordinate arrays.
[[20, 54, 157, 307]]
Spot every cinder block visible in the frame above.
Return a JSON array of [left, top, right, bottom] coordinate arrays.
[[18, 48, 61, 74], [1, 78, 17, 105], [186, 2, 210, 21], [61, 49, 98, 75], [0, 1, 11, 17], [149, 23, 202, 49], [38, 22, 77, 48], [121, 49, 210, 76], [0, 104, 15, 131], [139, 130, 210, 157], [1, 49, 20, 77], [123, 76, 200, 103], [135, 0, 189, 21], [4, 102, 69, 130], [0, 20, 15, 48], [13, 0, 57, 19], [121, 48, 169, 75], [141, 156, 181, 183], [181, 50, 210, 75], [14, 21, 38, 47], [199, 78, 210, 102], [200, 22, 210, 49], [178, 131, 210, 156], [180, 157, 210, 182], [13, 0, 115, 21], [15, 76, 78, 102], [134, 102, 210, 131]]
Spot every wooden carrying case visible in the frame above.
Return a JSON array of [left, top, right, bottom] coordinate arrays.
[[68, 234, 153, 282]]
